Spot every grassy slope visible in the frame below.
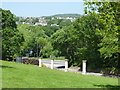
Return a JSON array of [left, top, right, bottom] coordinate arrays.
[[1, 60, 118, 88]]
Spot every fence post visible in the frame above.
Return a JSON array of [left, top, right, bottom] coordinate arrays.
[[51, 59, 54, 69], [39, 58, 42, 67], [65, 59, 68, 72], [82, 60, 87, 74]]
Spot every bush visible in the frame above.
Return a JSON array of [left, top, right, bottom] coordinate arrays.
[[23, 59, 39, 65], [100, 67, 119, 76], [22, 59, 46, 67]]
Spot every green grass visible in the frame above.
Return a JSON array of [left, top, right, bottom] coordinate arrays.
[[1, 60, 119, 88]]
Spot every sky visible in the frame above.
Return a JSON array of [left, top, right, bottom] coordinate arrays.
[[1, 0, 85, 17], [1, 0, 84, 2]]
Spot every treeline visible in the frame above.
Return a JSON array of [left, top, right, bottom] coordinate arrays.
[[52, 14, 81, 18], [1, 2, 119, 75]]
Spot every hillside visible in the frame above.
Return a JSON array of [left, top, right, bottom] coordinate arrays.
[[1, 60, 119, 88], [52, 14, 81, 18]]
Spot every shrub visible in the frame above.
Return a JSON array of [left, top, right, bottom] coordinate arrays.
[[23, 59, 39, 65]]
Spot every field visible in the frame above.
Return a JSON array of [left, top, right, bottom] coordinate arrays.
[[1, 60, 119, 88]]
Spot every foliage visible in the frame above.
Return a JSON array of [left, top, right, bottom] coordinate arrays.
[[17, 24, 55, 58], [41, 41, 53, 58], [84, 2, 120, 72], [37, 37, 48, 57], [47, 19, 58, 25], [42, 25, 60, 37], [17, 24, 49, 57], [51, 14, 103, 69], [51, 25, 78, 66], [52, 14, 81, 18], [31, 18, 39, 24], [47, 19, 72, 28], [59, 19, 72, 28], [0, 8, 24, 60], [73, 14, 104, 68]]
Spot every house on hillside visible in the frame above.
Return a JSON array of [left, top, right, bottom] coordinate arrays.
[[51, 24, 59, 26]]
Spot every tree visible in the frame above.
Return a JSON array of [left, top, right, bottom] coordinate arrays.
[[51, 25, 80, 66], [51, 14, 104, 70], [47, 19, 58, 25], [31, 18, 39, 24], [41, 41, 53, 58], [0, 8, 24, 60], [84, 2, 120, 74], [59, 19, 72, 28], [42, 25, 60, 37], [36, 37, 47, 57], [17, 24, 48, 57], [73, 14, 103, 69]]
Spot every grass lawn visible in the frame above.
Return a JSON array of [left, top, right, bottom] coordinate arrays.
[[1, 60, 119, 88]]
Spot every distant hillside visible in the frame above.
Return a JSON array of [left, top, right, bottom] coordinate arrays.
[[52, 14, 81, 18]]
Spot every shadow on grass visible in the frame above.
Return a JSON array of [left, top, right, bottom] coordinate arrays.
[[94, 84, 120, 88], [0, 65, 14, 68]]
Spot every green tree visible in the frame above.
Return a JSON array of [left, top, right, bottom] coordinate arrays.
[[73, 14, 103, 69], [41, 41, 53, 58], [47, 19, 58, 25], [18, 24, 47, 56], [42, 25, 60, 37], [84, 2, 120, 73], [0, 8, 24, 60], [59, 19, 72, 28], [51, 14, 103, 69], [31, 18, 39, 24], [51, 26, 79, 66], [36, 37, 47, 57]]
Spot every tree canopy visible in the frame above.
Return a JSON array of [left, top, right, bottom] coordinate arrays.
[[1, 8, 24, 60], [84, 2, 119, 74]]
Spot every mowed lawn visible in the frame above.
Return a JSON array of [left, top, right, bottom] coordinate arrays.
[[1, 60, 119, 88]]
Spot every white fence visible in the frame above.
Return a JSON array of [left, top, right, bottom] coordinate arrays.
[[39, 59, 87, 74], [16, 57, 87, 74], [39, 59, 68, 72]]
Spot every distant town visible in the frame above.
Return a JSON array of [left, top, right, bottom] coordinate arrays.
[[16, 14, 81, 26]]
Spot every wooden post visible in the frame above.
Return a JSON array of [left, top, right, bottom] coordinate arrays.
[[39, 59, 42, 67], [51, 59, 54, 69], [65, 59, 68, 72], [82, 60, 87, 74]]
